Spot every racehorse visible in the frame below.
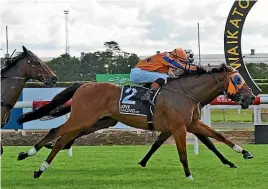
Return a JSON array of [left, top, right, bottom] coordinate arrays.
[[1, 46, 58, 155], [17, 64, 255, 180], [18, 83, 254, 169]]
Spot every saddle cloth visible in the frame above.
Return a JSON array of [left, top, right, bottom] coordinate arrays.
[[119, 85, 160, 130]]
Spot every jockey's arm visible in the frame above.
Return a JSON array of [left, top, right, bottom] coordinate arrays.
[[162, 55, 184, 70]]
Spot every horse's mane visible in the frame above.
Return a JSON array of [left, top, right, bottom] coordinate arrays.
[[1, 50, 37, 75], [168, 63, 231, 82]]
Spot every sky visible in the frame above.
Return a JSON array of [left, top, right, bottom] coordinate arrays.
[[1, 0, 268, 58]]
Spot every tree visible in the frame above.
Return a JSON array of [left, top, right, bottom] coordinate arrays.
[[47, 54, 82, 81], [246, 62, 268, 79], [104, 41, 121, 52]]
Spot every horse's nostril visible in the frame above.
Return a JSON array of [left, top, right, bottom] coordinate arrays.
[[250, 96, 255, 101], [51, 76, 58, 83], [52, 76, 58, 81]]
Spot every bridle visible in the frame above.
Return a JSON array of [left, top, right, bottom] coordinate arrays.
[[1, 56, 48, 110], [210, 68, 251, 104], [162, 66, 249, 105]]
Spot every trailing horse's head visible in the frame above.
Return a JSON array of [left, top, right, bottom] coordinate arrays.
[[21, 46, 58, 87], [223, 64, 255, 109]]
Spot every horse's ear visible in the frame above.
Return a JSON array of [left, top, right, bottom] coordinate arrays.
[[22, 46, 29, 56], [226, 65, 234, 72], [221, 63, 233, 72], [222, 62, 227, 69]]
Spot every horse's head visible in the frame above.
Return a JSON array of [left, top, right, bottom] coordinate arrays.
[[19, 46, 58, 86], [223, 64, 255, 109]]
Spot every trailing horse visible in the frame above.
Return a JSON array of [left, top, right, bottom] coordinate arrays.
[[18, 64, 255, 180], [1, 46, 58, 155]]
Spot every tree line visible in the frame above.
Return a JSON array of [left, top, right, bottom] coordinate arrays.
[[46, 41, 139, 81]]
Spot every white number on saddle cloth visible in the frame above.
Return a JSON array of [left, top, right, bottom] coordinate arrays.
[[122, 87, 137, 105]]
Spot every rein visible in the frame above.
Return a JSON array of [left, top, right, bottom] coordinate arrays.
[[1, 102, 13, 109], [1, 76, 28, 80], [162, 85, 199, 103], [209, 72, 227, 96], [162, 86, 199, 103], [162, 67, 231, 104]]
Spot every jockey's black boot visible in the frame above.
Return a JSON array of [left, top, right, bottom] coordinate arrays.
[[141, 78, 166, 105]]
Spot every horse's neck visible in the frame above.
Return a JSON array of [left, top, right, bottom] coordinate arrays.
[[1, 66, 28, 108], [174, 72, 226, 104]]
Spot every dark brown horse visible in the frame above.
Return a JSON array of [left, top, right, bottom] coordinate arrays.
[[1, 46, 58, 154], [18, 64, 255, 180], [17, 83, 253, 170]]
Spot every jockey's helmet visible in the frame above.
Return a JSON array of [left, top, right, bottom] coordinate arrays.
[[170, 48, 188, 63], [184, 49, 194, 63]]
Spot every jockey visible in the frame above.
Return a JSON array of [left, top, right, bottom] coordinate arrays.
[[130, 48, 199, 104]]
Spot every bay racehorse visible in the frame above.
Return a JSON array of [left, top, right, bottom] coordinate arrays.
[[1, 46, 58, 155], [18, 64, 255, 180], [18, 83, 254, 169]]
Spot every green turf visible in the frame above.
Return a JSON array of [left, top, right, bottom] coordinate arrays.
[[210, 109, 253, 123], [1, 145, 267, 189]]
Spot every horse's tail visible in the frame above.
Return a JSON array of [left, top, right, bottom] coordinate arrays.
[[17, 83, 83, 124], [47, 105, 71, 118]]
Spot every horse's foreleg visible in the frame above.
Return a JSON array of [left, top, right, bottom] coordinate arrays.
[[172, 125, 193, 180], [188, 121, 253, 160], [33, 129, 81, 179], [139, 132, 172, 167], [194, 134, 238, 168]]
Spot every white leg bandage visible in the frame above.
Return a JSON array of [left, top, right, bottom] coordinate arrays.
[[187, 175, 194, 180], [233, 144, 243, 153], [40, 161, 49, 172], [27, 147, 37, 156]]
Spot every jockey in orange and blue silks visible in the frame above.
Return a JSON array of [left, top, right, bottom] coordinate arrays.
[[130, 48, 199, 104]]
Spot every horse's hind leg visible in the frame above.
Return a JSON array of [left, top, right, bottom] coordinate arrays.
[[44, 117, 118, 150], [139, 132, 172, 167], [17, 125, 64, 161], [17, 114, 97, 161], [188, 120, 253, 160], [33, 129, 81, 178]]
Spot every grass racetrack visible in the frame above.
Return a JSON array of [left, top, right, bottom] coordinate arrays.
[[1, 144, 268, 189]]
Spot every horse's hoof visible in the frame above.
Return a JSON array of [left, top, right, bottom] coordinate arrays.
[[243, 151, 254, 159], [138, 161, 146, 167], [229, 163, 239, 168], [17, 152, 28, 161], [186, 175, 194, 180], [33, 170, 43, 178]]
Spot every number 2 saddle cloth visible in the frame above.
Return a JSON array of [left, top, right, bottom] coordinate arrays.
[[119, 85, 160, 130]]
